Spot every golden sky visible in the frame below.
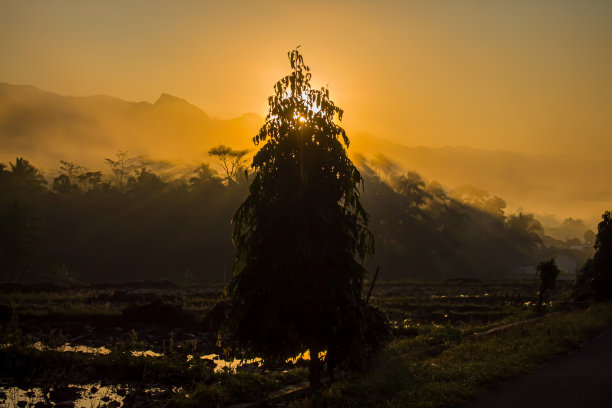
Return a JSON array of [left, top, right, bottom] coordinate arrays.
[[2, 0, 612, 158]]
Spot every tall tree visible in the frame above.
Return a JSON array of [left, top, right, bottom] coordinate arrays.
[[208, 145, 249, 184], [535, 258, 561, 312], [105, 150, 133, 190], [8, 157, 47, 191], [59, 160, 84, 186], [575, 210, 612, 300], [224, 49, 379, 405]]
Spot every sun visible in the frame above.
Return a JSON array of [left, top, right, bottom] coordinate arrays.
[[295, 91, 322, 124]]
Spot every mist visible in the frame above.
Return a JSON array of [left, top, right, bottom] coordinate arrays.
[[1, 82, 610, 227]]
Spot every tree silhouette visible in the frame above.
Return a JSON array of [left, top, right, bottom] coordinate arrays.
[[223, 49, 379, 405], [0, 200, 40, 281], [506, 213, 543, 251], [128, 167, 165, 193], [208, 145, 249, 184], [59, 160, 84, 186], [8, 157, 47, 191], [78, 171, 104, 191], [535, 258, 561, 312], [105, 150, 132, 190], [396, 171, 431, 208], [52, 174, 78, 194], [575, 211, 612, 300]]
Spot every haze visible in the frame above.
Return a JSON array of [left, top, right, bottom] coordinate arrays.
[[2, 1, 612, 157], [1, 1, 612, 225]]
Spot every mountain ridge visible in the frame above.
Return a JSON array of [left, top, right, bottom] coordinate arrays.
[[0, 82, 610, 223]]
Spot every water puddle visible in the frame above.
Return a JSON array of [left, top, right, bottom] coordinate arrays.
[[0, 383, 126, 408], [131, 350, 163, 357], [191, 350, 326, 372], [58, 343, 111, 355], [30, 341, 111, 355], [192, 353, 263, 372]]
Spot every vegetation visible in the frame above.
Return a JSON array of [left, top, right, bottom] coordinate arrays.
[[574, 210, 612, 300], [0, 151, 592, 283], [0, 54, 607, 407], [2, 279, 609, 408], [0, 38, 608, 408], [316, 302, 612, 408], [223, 49, 384, 404], [535, 258, 561, 312], [207, 144, 249, 184]]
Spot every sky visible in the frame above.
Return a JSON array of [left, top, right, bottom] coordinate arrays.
[[2, 0, 612, 158]]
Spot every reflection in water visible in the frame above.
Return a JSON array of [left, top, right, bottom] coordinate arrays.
[[0, 341, 315, 406], [197, 353, 263, 373], [0, 383, 126, 408], [131, 350, 163, 357], [286, 349, 327, 364], [30, 341, 111, 355], [58, 343, 111, 355], [29, 341, 164, 357], [195, 350, 326, 373]]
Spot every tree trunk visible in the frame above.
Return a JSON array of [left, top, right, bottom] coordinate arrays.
[[309, 346, 323, 408]]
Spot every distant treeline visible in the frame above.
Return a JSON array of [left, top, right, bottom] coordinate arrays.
[[0, 155, 591, 283]]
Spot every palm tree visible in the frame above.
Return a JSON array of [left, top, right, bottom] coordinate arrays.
[[9, 157, 47, 190]]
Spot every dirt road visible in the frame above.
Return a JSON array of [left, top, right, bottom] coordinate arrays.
[[455, 329, 612, 408]]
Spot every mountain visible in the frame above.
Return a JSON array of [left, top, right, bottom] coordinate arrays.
[[350, 133, 612, 225], [0, 82, 260, 170], [1, 82, 610, 223]]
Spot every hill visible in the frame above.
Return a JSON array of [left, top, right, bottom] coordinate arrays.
[[1, 82, 610, 224], [0, 82, 260, 170]]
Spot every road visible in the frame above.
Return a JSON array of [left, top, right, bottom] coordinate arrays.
[[455, 329, 612, 408]]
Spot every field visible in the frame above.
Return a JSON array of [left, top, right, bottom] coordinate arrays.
[[1, 278, 604, 408]]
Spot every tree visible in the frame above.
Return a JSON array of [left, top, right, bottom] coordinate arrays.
[[506, 213, 544, 250], [78, 171, 104, 191], [535, 258, 561, 312], [8, 157, 47, 191], [189, 163, 224, 195], [0, 200, 41, 281], [59, 160, 84, 186], [127, 167, 165, 193], [52, 174, 78, 194], [223, 49, 382, 405], [575, 211, 612, 300], [396, 171, 431, 208], [208, 145, 249, 184], [105, 150, 133, 190]]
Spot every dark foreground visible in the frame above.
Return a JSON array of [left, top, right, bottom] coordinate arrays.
[[0, 279, 592, 407], [456, 329, 612, 408]]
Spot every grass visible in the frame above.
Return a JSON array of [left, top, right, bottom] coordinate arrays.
[[308, 302, 612, 408], [168, 368, 309, 408], [0, 280, 597, 407]]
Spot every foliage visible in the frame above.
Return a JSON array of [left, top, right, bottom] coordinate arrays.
[[318, 303, 612, 408], [534, 258, 561, 311], [6, 157, 47, 197], [59, 160, 84, 185], [574, 210, 612, 300], [53, 160, 104, 194], [224, 49, 381, 396], [104, 150, 133, 190], [358, 162, 552, 279], [0, 279, 586, 407], [0, 155, 241, 283], [0, 151, 564, 283], [0, 200, 41, 281], [168, 368, 308, 408], [208, 144, 249, 184]]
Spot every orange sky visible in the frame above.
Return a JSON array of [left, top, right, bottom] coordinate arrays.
[[2, 0, 612, 158]]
